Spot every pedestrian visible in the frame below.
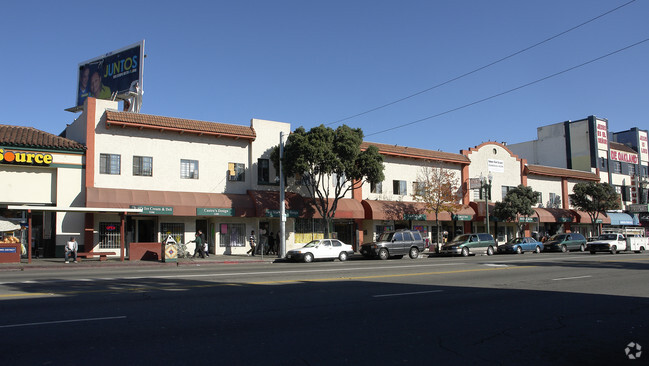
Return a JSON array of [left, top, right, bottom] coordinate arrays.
[[65, 237, 78, 263], [192, 231, 205, 258], [247, 230, 256, 256], [268, 232, 275, 255], [199, 230, 209, 257]]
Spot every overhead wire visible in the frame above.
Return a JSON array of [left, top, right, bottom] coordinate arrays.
[[365, 37, 649, 137], [326, 0, 638, 127]]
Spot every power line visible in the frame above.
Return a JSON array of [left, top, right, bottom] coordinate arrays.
[[327, 0, 637, 126], [365, 37, 649, 137]]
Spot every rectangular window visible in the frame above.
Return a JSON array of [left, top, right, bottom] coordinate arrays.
[[133, 156, 153, 176], [228, 162, 245, 181], [181, 159, 199, 179], [257, 159, 270, 184], [393, 180, 407, 195], [218, 223, 246, 247], [99, 154, 121, 175], [613, 161, 622, 173], [501, 185, 515, 199], [473, 188, 481, 200], [99, 222, 120, 249], [600, 157, 607, 170], [371, 181, 382, 194], [548, 192, 561, 207], [413, 181, 426, 196], [629, 164, 636, 176], [537, 192, 543, 205], [160, 223, 185, 244]]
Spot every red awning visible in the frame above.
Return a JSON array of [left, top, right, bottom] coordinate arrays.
[[361, 201, 474, 221], [86, 187, 256, 216], [247, 190, 364, 219], [534, 208, 575, 223], [571, 210, 611, 224]]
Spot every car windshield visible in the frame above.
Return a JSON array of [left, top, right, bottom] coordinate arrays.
[[450, 234, 471, 243], [598, 234, 619, 240], [302, 240, 321, 248], [378, 232, 394, 242], [549, 234, 567, 241]]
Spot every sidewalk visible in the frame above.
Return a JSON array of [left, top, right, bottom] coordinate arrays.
[[0, 254, 280, 271]]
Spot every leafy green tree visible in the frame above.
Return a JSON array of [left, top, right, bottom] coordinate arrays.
[[569, 182, 621, 236], [411, 164, 462, 247], [493, 185, 541, 237], [271, 124, 384, 237]]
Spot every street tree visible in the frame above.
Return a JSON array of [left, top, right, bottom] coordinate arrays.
[[569, 182, 620, 236], [411, 164, 462, 247], [271, 124, 384, 237], [493, 185, 541, 237]]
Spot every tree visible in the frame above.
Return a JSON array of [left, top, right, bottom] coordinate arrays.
[[271, 124, 384, 238], [411, 164, 462, 247], [569, 182, 621, 236], [493, 185, 541, 237]]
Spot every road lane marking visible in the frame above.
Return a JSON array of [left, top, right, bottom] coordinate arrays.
[[0, 316, 126, 328], [373, 290, 444, 298], [552, 275, 592, 281]]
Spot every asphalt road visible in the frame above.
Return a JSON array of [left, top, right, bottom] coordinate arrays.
[[1, 252, 648, 365]]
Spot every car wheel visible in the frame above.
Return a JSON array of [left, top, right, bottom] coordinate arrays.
[[487, 246, 494, 256], [580, 244, 585, 252], [461, 247, 469, 257], [338, 252, 348, 261], [639, 247, 645, 253], [535, 246, 541, 253], [516, 246, 522, 254], [409, 247, 420, 259], [378, 248, 389, 260], [610, 245, 617, 255], [561, 245, 568, 253], [303, 253, 314, 263]]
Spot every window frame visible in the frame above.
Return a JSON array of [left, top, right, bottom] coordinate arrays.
[[99, 153, 121, 175], [181, 159, 199, 179], [133, 155, 153, 177]]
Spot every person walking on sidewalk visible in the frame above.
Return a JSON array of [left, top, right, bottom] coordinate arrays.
[[247, 230, 256, 256], [65, 237, 78, 263], [192, 231, 205, 258]]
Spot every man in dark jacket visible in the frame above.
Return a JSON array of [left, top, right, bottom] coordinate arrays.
[[193, 231, 205, 258]]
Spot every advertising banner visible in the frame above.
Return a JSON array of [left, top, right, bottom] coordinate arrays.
[[76, 41, 144, 108], [596, 119, 608, 151]]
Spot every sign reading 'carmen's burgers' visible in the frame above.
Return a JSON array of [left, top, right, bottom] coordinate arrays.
[[0, 148, 53, 165]]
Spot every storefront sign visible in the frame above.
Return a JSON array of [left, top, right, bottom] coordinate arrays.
[[130, 205, 173, 215], [557, 217, 573, 223], [518, 217, 537, 223], [610, 149, 638, 164], [404, 214, 426, 221], [0, 247, 17, 253], [0, 148, 53, 166], [452, 214, 472, 221], [488, 159, 504, 173], [265, 209, 299, 218], [628, 204, 649, 213], [197, 208, 233, 216]]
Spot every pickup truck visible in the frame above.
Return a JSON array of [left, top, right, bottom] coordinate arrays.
[[587, 233, 647, 254]]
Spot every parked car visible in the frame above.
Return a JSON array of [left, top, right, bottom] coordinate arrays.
[[497, 236, 543, 254], [542, 233, 587, 252], [439, 233, 496, 256], [286, 239, 354, 263], [360, 230, 425, 260]]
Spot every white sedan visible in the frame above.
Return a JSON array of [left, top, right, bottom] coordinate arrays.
[[286, 239, 354, 263]]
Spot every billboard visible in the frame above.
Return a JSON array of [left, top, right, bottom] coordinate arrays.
[[76, 41, 144, 108]]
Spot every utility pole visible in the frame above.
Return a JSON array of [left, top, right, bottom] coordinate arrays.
[[279, 131, 286, 258]]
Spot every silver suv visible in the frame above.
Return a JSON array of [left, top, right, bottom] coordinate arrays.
[[360, 230, 425, 260]]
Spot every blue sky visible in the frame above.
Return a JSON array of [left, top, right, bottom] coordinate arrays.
[[2, 0, 648, 154]]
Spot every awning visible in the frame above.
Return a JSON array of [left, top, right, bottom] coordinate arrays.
[[361, 201, 474, 221], [534, 208, 575, 223], [86, 187, 256, 217], [247, 190, 365, 219], [607, 212, 636, 226], [571, 210, 611, 224]]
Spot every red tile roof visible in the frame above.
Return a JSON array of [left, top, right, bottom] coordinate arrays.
[[361, 141, 470, 164], [526, 164, 599, 181], [0, 124, 85, 151], [104, 111, 256, 140]]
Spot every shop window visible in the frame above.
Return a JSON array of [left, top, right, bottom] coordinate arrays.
[[99, 222, 121, 249], [160, 223, 185, 244], [99, 154, 121, 175], [258, 159, 270, 184], [371, 181, 382, 194], [228, 162, 245, 181], [295, 218, 327, 242], [181, 159, 199, 179], [393, 180, 407, 195], [218, 223, 246, 247], [133, 156, 153, 176]]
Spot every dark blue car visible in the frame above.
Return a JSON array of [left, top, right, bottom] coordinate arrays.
[[497, 237, 543, 254]]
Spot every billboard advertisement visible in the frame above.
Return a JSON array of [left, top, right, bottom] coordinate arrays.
[[76, 41, 144, 108]]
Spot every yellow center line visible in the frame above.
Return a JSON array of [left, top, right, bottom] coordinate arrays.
[[249, 265, 536, 285]]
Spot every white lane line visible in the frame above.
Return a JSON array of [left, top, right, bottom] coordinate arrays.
[[373, 290, 444, 298], [552, 275, 592, 281], [0, 316, 127, 329], [484, 264, 508, 267]]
